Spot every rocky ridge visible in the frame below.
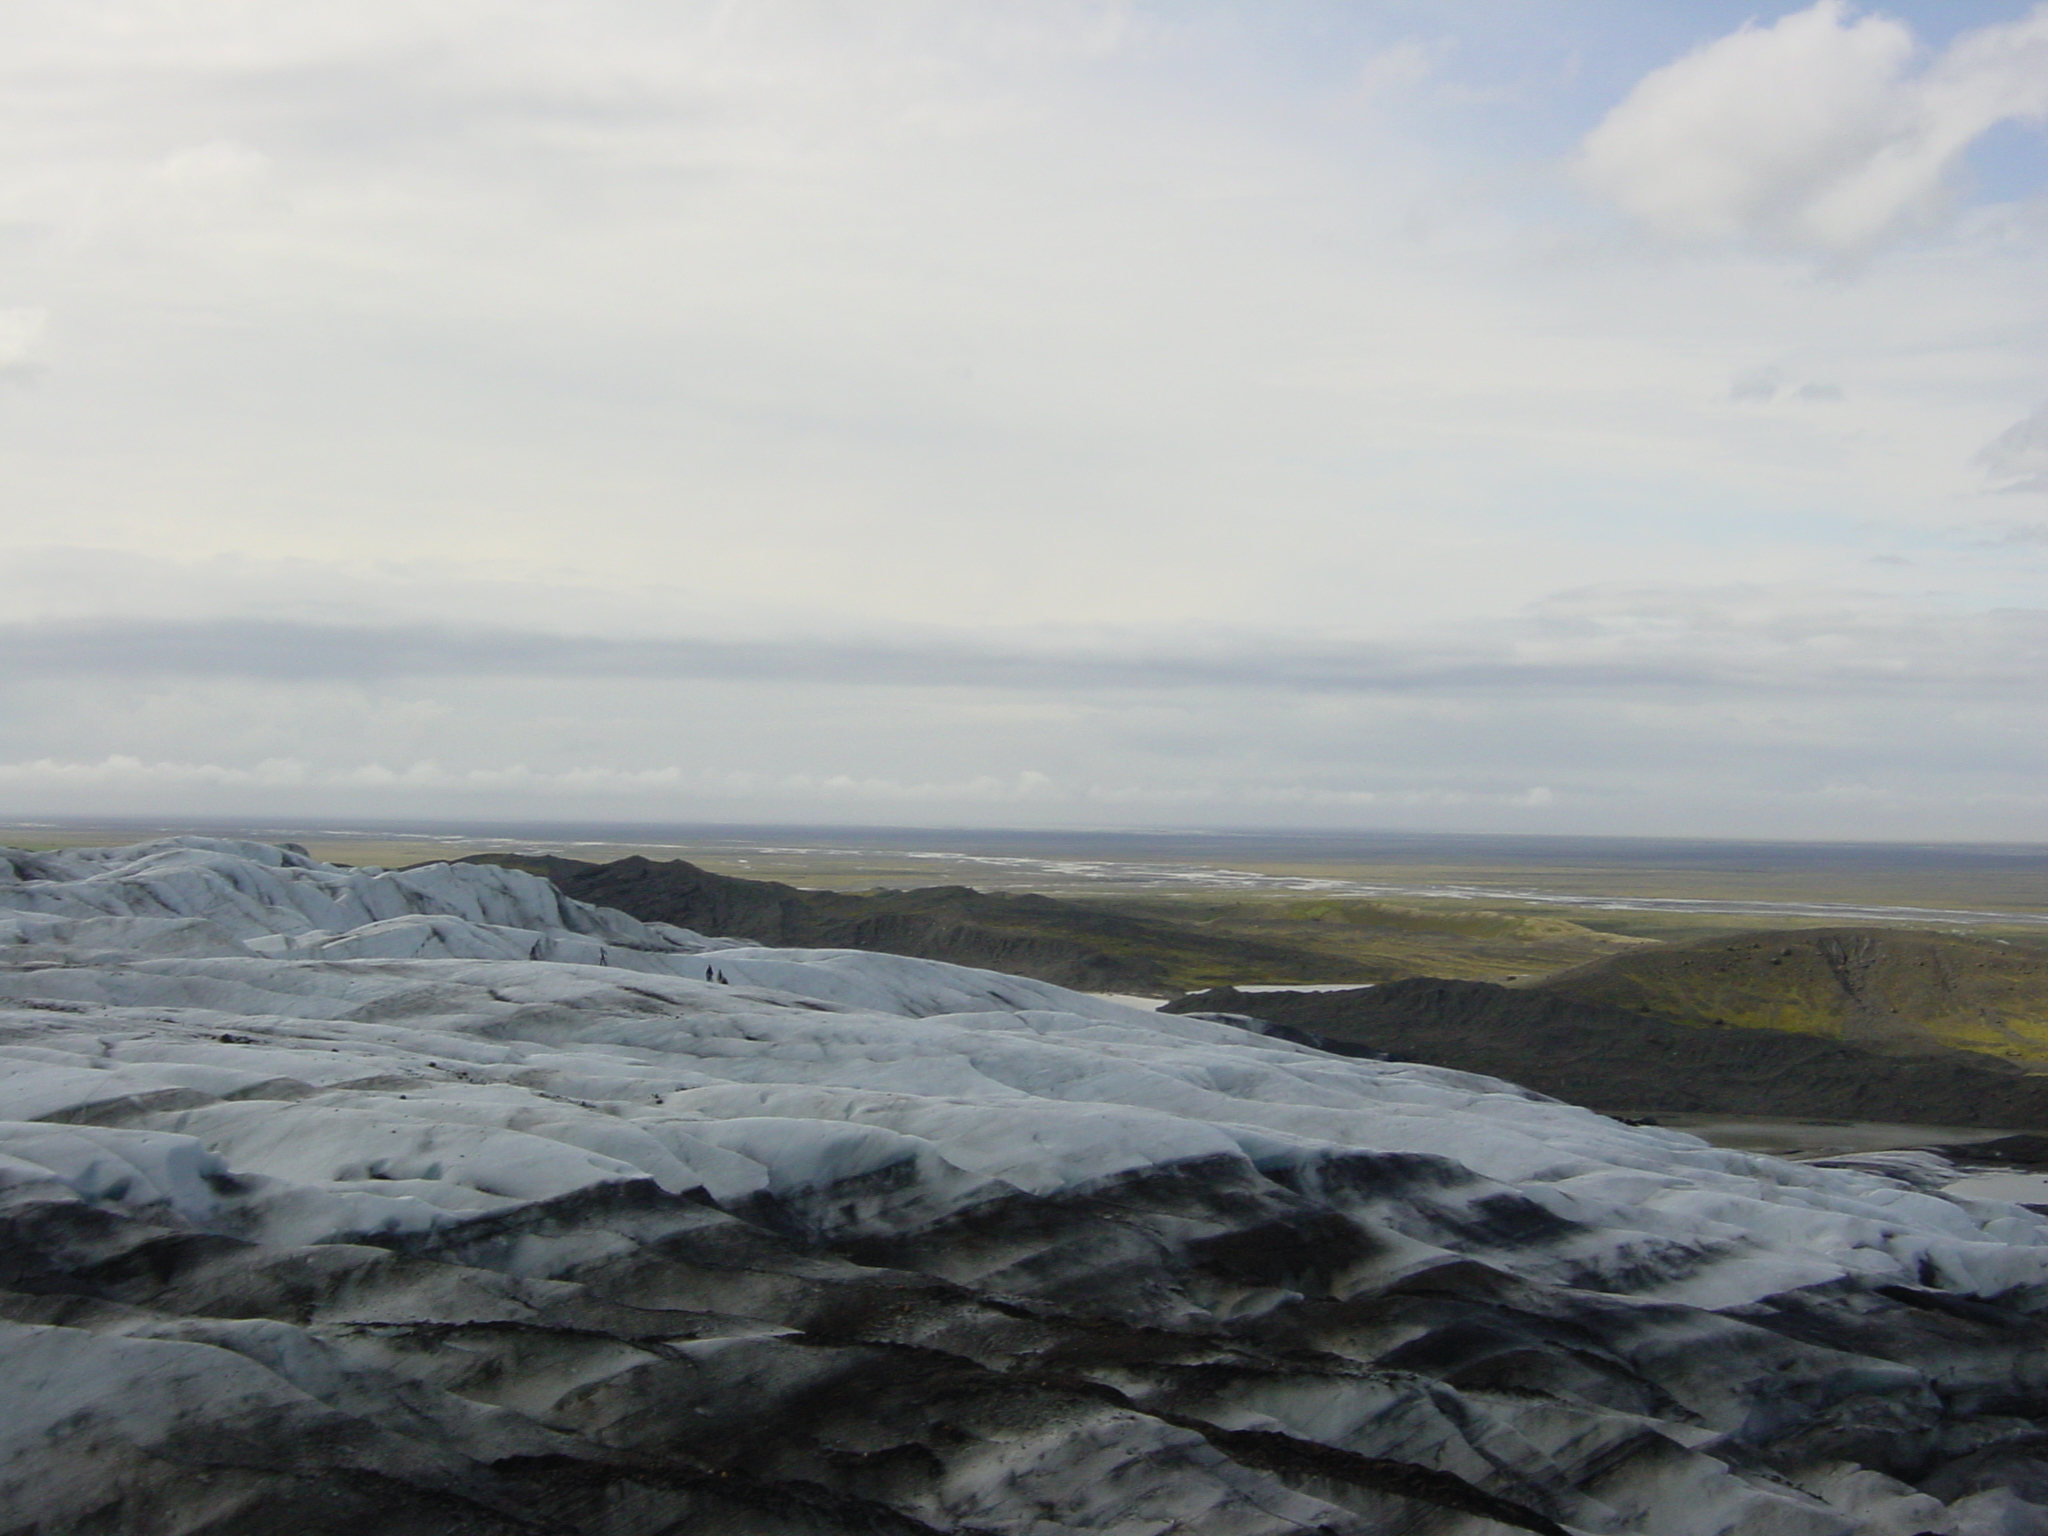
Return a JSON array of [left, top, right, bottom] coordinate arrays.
[[1525, 928, 2048, 1064], [1165, 979, 2048, 1129], [465, 851, 1367, 994]]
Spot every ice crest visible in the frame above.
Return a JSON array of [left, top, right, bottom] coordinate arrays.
[[2, 836, 2045, 1534]]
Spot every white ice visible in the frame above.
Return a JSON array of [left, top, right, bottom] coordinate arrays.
[[0, 837, 2042, 1314]]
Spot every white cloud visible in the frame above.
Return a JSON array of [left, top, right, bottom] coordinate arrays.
[[0, 755, 1064, 803], [0, 755, 316, 788], [1356, 39, 1440, 97], [3, 576, 2047, 837], [8, 581, 2048, 695], [0, 752, 1571, 822], [0, 307, 45, 378], [1978, 400, 2048, 492], [1579, 1, 2048, 254], [1728, 364, 1843, 403]]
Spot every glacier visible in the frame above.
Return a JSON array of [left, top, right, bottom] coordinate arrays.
[[1, 837, 2046, 1534]]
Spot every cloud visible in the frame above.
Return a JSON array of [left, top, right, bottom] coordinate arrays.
[[3, 593, 2045, 696], [0, 755, 1061, 804], [5, 589, 2047, 837], [1356, 39, 1441, 97], [0, 308, 46, 382], [0, 616, 1691, 693], [1728, 365, 1844, 403], [1731, 365, 1789, 402], [1978, 400, 2048, 493], [0, 754, 1563, 816], [1578, 1, 2048, 254]]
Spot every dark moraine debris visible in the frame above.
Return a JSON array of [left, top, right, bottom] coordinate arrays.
[[1930, 1133, 2048, 1169], [1165, 977, 2048, 1128]]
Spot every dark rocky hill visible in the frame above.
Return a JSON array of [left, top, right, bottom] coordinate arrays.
[[1524, 926, 2048, 1063], [1165, 977, 2048, 1128], [460, 853, 1371, 994]]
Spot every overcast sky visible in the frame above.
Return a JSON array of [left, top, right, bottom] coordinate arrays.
[[2, 0, 2046, 838]]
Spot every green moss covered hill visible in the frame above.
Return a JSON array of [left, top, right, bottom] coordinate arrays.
[[1090, 894, 1650, 985], [1527, 927, 2048, 1064], [1169, 927, 2048, 1127]]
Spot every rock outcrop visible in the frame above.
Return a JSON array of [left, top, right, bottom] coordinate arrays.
[[1166, 978, 2048, 1128], [1526, 927, 2048, 1063], [468, 851, 1364, 994]]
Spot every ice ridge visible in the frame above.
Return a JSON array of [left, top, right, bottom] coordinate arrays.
[[0, 837, 2045, 1535]]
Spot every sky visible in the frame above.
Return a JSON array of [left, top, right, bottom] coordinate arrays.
[[1, 0, 2046, 840]]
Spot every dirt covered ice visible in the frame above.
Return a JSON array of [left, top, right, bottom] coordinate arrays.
[[1, 839, 2046, 1534]]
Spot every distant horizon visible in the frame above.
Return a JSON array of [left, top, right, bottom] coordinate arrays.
[[12, 811, 2048, 861]]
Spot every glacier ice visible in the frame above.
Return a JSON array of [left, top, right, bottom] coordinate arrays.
[[1, 837, 2045, 1534]]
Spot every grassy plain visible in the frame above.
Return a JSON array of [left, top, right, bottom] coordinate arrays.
[[1055, 894, 1652, 984]]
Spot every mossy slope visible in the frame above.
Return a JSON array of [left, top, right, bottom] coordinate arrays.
[[1087, 894, 1651, 984], [1528, 927, 2048, 1063], [1166, 978, 2048, 1128]]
